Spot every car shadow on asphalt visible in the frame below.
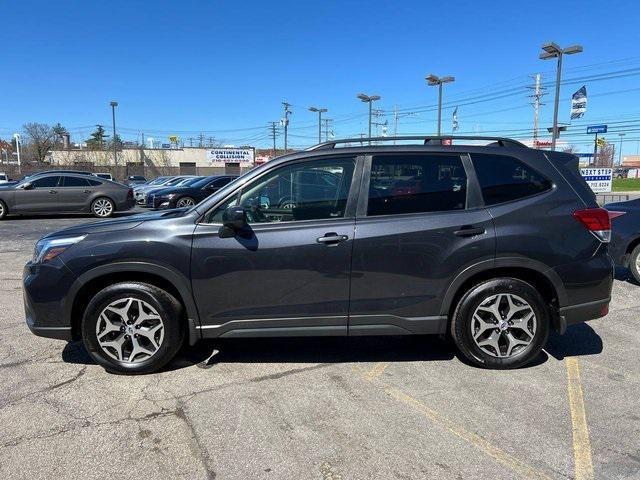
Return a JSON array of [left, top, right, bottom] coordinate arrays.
[[60, 324, 603, 374]]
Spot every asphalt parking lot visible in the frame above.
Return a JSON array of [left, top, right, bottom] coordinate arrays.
[[1, 212, 639, 480]]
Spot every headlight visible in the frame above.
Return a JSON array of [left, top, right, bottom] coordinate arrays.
[[33, 235, 86, 264]]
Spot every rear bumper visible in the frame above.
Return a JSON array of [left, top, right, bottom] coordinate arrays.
[[557, 297, 610, 334]]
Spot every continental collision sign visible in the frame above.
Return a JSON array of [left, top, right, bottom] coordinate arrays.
[[206, 148, 255, 164]]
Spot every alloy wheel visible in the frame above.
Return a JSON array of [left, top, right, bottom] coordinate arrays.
[[470, 293, 537, 358], [93, 199, 113, 217], [177, 197, 195, 208], [0, 202, 4, 217], [96, 298, 165, 363]]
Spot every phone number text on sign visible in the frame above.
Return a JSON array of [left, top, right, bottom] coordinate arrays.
[[580, 168, 612, 193]]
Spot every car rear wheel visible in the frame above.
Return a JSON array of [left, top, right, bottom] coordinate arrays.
[[0, 200, 7, 220], [82, 282, 184, 374], [450, 278, 549, 369], [630, 244, 640, 284], [176, 196, 196, 208], [91, 197, 114, 218]]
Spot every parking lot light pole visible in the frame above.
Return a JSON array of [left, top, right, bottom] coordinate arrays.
[[539, 42, 583, 151], [110, 101, 118, 173], [618, 133, 626, 166], [309, 106, 328, 144], [12, 133, 21, 175], [357, 93, 381, 145], [426, 74, 455, 136]]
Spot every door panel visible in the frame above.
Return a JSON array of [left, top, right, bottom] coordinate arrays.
[[191, 219, 355, 337], [13, 176, 62, 213], [190, 155, 361, 338], [348, 153, 495, 335], [58, 176, 92, 211]]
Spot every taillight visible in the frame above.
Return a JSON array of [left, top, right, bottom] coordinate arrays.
[[127, 189, 133, 199], [573, 208, 611, 243]]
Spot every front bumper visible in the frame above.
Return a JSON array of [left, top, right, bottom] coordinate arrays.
[[23, 260, 76, 341]]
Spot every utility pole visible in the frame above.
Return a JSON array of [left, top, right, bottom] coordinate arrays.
[[198, 133, 204, 148], [618, 133, 626, 166], [309, 106, 328, 144], [357, 93, 381, 145], [392, 105, 418, 144], [269, 121, 278, 157], [110, 101, 118, 171], [322, 118, 333, 142], [426, 74, 455, 136], [539, 42, 583, 150], [189, 137, 193, 147], [141, 132, 145, 148], [282, 102, 291, 153], [527, 74, 547, 146]]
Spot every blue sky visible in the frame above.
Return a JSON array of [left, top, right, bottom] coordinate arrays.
[[2, 0, 640, 154]]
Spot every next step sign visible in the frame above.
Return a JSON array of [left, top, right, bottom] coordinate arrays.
[[580, 167, 612, 193]]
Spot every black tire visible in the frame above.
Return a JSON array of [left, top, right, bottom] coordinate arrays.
[[91, 197, 115, 218], [0, 200, 7, 220], [630, 244, 640, 284], [450, 278, 549, 369], [82, 282, 184, 374]]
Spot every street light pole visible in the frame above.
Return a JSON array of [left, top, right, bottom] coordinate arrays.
[[539, 42, 583, 150], [619, 133, 626, 166], [309, 106, 328, 144], [425, 74, 455, 136], [357, 93, 381, 145], [110, 101, 118, 174], [13, 133, 21, 175]]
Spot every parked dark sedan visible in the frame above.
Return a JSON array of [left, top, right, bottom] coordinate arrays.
[[147, 175, 237, 209], [607, 197, 640, 282], [0, 173, 135, 219]]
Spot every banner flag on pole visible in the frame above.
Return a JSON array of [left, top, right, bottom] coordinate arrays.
[[570, 85, 587, 120], [452, 107, 459, 132]]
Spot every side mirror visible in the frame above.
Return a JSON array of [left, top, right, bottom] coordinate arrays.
[[219, 206, 247, 238], [22, 182, 33, 190]]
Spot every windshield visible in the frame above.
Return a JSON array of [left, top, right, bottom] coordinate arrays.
[[148, 176, 170, 185]]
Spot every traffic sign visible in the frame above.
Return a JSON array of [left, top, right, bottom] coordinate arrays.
[[587, 125, 607, 134]]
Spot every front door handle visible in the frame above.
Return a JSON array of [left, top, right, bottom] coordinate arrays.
[[317, 232, 349, 245], [453, 226, 486, 237], [83, 189, 92, 194], [49, 190, 58, 194]]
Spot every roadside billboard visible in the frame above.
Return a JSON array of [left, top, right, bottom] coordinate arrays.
[[206, 148, 255, 164], [580, 167, 612, 193]]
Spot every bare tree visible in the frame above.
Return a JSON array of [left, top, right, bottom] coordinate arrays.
[[22, 123, 56, 163], [596, 144, 615, 167]]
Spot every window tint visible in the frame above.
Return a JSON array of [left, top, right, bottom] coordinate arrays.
[[62, 176, 90, 187], [471, 154, 552, 205], [87, 178, 103, 186], [31, 176, 61, 188], [368, 155, 467, 216], [211, 177, 233, 187], [208, 158, 355, 223]]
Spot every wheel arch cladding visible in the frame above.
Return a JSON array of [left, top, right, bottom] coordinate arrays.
[[68, 263, 200, 344], [442, 266, 562, 331]]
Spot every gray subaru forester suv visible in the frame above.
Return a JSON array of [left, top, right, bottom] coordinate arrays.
[[23, 136, 613, 374]]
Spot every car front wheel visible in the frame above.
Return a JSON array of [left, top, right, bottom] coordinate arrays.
[[451, 278, 549, 369], [176, 196, 196, 208], [0, 200, 7, 220], [82, 282, 184, 374]]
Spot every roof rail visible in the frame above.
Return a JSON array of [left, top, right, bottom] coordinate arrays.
[[306, 135, 528, 151]]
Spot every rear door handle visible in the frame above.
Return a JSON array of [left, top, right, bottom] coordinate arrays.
[[317, 232, 349, 245], [453, 226, 486, 237]]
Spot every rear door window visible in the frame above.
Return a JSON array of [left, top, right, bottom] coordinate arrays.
[[62, 176, 90, 187], [367, 154, 467, 216], [470, 154, 552, 206]]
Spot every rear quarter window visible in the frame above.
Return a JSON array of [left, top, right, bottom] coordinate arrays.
[[470, 153, 552, 206]]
